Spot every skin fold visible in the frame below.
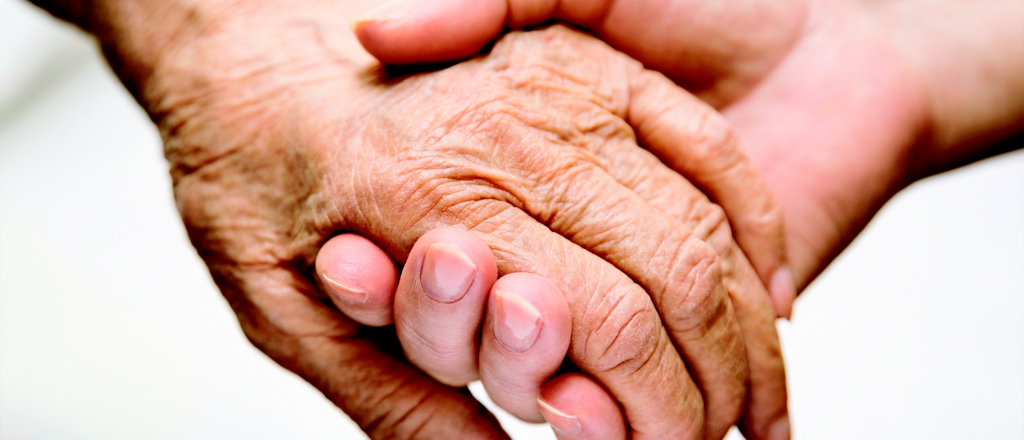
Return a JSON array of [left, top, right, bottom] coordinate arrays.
[[25, 0, 793, 438]]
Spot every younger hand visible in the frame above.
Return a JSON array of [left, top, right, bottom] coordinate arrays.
[[317, 228, 629, 439]]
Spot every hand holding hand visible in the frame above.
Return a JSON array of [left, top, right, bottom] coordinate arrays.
[[142, 13, 785, 439], [36, 0, 798, 436], [353, 0, 1024, 305], [317, 228, 629, 439]]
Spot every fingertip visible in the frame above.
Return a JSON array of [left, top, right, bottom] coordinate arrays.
[[491, 273, 571, 331], [538, 398, 583, 437], [394, 227, 498, 387], [742, 411, 791, 440], [316, 234, 399, 326], [769, 414, 791, 440], [479, 272, 571, 421], [769, 266, 795, 320], [416, 227, 498, 292], [421, 242, 479, 303], [353, 0, 416, 24], [538, 373, 626, 440], [490, 274, 571, 356], [492, 289, 543, 353]]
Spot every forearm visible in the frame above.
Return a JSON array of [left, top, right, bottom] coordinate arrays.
[[874, 0, 1024, 178]]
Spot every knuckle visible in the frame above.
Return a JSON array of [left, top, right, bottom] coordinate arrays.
[[687, 202, 735, 258], [686, 109, 740, 168], [494, 25, 631, 112], [743, 195, 787, 247], [526, 152, 609, 227], [361, 384, 438, 439], [688, 202, 730, 240], [663, 241, 730, 338], [372, 145, 520, 236], [537, 150, 602, 193], [360, 379, 495, 439], [577, 282, 664, 376]]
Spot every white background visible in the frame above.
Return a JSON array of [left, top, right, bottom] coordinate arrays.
[[1, 1, 1021, 438]]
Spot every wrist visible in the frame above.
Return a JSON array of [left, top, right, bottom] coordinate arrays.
[[871, 0, 1024, 180]]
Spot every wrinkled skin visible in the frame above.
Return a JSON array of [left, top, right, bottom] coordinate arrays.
[[354, 0, 1024, 302], [139, 8, 785, 437]]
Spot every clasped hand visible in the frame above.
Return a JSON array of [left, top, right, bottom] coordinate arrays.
[[152, 9, 786, 439]]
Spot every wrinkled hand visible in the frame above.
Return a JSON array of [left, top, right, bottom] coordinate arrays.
[[353, 0, 1024, 310], [143, 7, 785, 439]]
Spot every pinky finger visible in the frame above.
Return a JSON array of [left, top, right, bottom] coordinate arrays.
[[539, 373, 627, 440]]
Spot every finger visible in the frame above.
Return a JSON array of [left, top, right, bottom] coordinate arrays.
[[354, 0, 798, 319], [348, 28, 752, 437], [434, 20, 793, 320], [372, 167, 743, 438], [495, 137, 748, 439], [728, 258, 790, 440], [538, 373, 627, 440], [209, 262, 509, 439], [351, 0, 804, 102], [527, 60, 794, 319], [315, 233, 399, 326], [576, 115, 791, 439], [521, 53, 791, 437], [352, 202, 705, 437], [352, 0, 507, 65], [393, 227, 498, 387], [482, 30, 755, 438], [579, 81, 792, 438], [627, 69, 795, 319], [479, 273, 571, 422]]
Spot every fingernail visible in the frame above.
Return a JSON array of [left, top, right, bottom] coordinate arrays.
[[421, 243, 477, 303], [493, 290, 542, 353], [769, 266, 796, 320], [768, 414, 791, 440], [353, 0, 416, 25], [320, 272, 370, 304], [538, 398, 582, 437]]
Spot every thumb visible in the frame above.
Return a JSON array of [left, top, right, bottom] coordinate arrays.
[[352, 0, 508, 65], [352, 0, 806, 105]]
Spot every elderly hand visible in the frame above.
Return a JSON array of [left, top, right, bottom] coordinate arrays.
[[353, 0, 1024, 312], [162, 20, 786, 438], [159, 16, 788, 440], [35, 0, 792, 438]]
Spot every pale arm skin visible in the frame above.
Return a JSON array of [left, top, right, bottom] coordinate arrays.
[[25, 0, 791, 438], [353, 0, 1024, 304]]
